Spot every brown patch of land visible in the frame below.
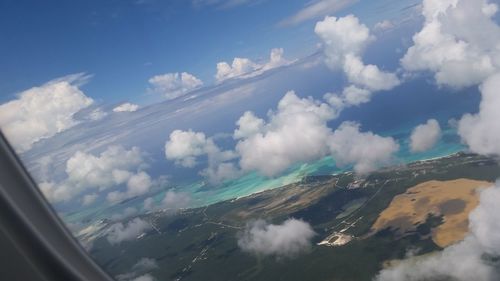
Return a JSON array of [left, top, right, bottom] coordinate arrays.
[[223, 177, 339, 221], [371, 179, 491, 247]]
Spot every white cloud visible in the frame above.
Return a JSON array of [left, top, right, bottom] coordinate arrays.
[[376, 181, 500, 281], [215, 48, 292, 83], [161, 190, 191, 210], [116, 258, 157, 281], [238, 219, 315, 259], [143, 197, 155, 211], [401, 0, 500, 88], [280, 0, 358, 26], [215, 58, 260, 83], [0, 73, 94, 152], [328, 122, 399, 174], [374, 20, 395, 31], [260, 48, 291, 72], [39, 182, 73, 204], [107, 218, 152, 245], [236, 91, 336, 177], [165, 129, 239, 184], [191, 0, 254, 9], [131, 274, 155, 281], [342, 54, 400, 92], [141, 190, 192, 212], [87, 108, 108, 121], [410, 119, 441, 153], [200, 154, 240, 184], [165, 130, 210, 168], [166, 91, 399, 180], [106, 171, 153, 203], [132, 258, 158, 271], [66, 146, 145, 190], [148, 72, 203, 100], [323, 92, 346, 114], [40, 145, 153, 204], [315, 15, 372, 69], [111, 207, 138, 221], [82, 193, 98, 206], [113, 103, 139, 112], [458, 73, 500, 156], [341, 85, 372, 106], [233, 111, 265, 139], [315, 15, 400, 107]]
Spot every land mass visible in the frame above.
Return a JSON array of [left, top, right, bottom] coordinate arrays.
[[371, 178, 490, 248], [86, 152, 500, 281]]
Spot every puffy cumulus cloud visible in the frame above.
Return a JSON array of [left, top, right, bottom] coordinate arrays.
[[165, 130, 211, 168], [401, 0, 500, 88], [279, 0, 358, 26], [328, 122, 399, 174], [107, 172, 153, 203], [141, 191, 191, 212], [40, 145, 153, 204], [82, 193, 98, 206], [342, 54, 400, 92], [166, 91, 400, 181], [236, 91, 336, 177], [66, 146, 145, 190], [215, 48, 292, 83], [323, 92, 346, 113], [161, 190, 191, 210], [143, 197, 156, 212], [458, 73, 500, 156], [115, 258, 157, 281], [113, 103, 139, 113], [315, 15, 372, 68], [131, 274, 155, 281], [200, 153, 240, 184], [216, 58, 260, 83], [260, 48, 291, 72], [410, 119, 442, 153], [341, 85, 372, 106], [376, 181, 500, 281], [165, 130, 239, 184], [39, 181, 73, 204], [148, 72, 203, 100], [0, 73, 94, 152], [111, 207, 138, 221], [238, 219, 315, 259], [107, 218, 152, 245], [233, 111, 265, 139], [315, 15, 400, 107], [132, 258, 158, 271], [374, 19, 394, 31]]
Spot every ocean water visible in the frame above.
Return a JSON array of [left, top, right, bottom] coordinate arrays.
[[178, 125, 465, 208], [57, 51, 479, 226], [62, 90, 472, 226], [66, 124, 464, 228]]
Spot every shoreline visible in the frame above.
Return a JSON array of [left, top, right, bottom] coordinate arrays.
[[70, 150, 468, 228], [186, 150, 468, 209]]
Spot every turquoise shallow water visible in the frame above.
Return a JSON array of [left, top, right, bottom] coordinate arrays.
[[179, 125, 465, 208], [64, 125, 465, 226]]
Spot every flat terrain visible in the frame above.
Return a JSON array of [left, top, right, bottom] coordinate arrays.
[[86, 153, 500, 281], [371, 179, 491, 247]]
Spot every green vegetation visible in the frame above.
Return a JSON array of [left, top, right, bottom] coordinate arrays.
[[90, 153, 500, 281]]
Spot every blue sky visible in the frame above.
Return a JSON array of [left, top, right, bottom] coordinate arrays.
[[1, 0, 498, 228], [0, 0, 419, 105]]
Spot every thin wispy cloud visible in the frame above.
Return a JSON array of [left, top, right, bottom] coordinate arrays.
[[279, 0, 358, 26], [191, 0, 266, 9]]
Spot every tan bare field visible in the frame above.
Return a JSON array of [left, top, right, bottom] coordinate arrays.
[[371, 179, 492, 247]]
